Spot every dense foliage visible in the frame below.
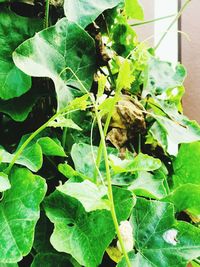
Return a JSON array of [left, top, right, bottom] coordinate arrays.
[[0, 0, 199, 266]]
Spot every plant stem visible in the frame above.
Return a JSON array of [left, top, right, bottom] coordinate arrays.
[[59, 67, 131, 266], [5, 107, 79, 175], [93, 88, 121, 182], [155, 0, 191, 50], [44, 0, 50, 29], [130, 14, 175, 27], [94, 105, 131, 267]]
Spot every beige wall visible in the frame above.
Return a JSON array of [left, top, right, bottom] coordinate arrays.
[[181, 0, 200, 123], [133, 0, 154, 46]]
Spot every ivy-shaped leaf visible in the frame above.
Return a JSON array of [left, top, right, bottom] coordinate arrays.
[[57, 180, 110, 212], [0, 8, 42, 100], [118, 198, 200, 267], [64, 0, 122, 28], [13, 18, 96, 110], [142, 57, 186, 98], [44, 187, 134, 267], [0, 167, 47, 263]]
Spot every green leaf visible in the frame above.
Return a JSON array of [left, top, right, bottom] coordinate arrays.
[[0, 86, 47, 122], [121, 198, 200, 267], [128, 171, 167, 199], [64, 0, 122, 28], [163, 184, 200, 218], [111, 14, 137, 57], [116, 59, 135, 91], [33, 212, 54, 254], [31, 253, 73, 267], [117, 251, 153, 267], [0, 136, 66, 172], [48, 117, 82, 131], [0, 8, 42, 100], [125, 0, 144, 20], [0, 172, 11, 192], [150, 114, 200, 156], [37, 137, 66, 157], [44, 187, 134, 267], [142, 57, 186, 98], [173, 142, 200, 187], [110, 153, 162, 173], [0, 167, 46, 263], [57, 180, 110, 212], [0, 143, 43, 173], [0, 264, 18, 267], [71, 143, 98, 179], [58, 163, 90, 182], [13, 18, 95, 110]]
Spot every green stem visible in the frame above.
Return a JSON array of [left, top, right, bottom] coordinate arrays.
[[44, 0, 50, 29], [93, 88, 121, 182], [155, 0, 191, 50], [58, 67, 131, 266], [5, 106, 79, 175], [94, 106, 131, 267], [130, 14, 175, 27]]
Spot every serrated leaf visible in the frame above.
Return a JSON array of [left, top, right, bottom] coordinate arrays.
[[13, 19, 95, 110], [0, 172, 11, 192], [97, 74, 107, 98], [125, 0, 144, 20], [128, 171, 167, 199], [64, 0, 122, 28], [48, 117, 82, 131], [57, 180, 110, 212], [110, 153, 161, 173], [44, 187, 134, 267], [116, 59, 135, 91], [0, 8, 42, 100], [0, 167, 46, 263], [143, 57, 186, 98], [118, 198, 200, 267]]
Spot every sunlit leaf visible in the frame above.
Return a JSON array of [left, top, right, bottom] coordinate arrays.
[[44, 187, 134, 266], [0, 168, 46, 263], [125, 0, 144, 20], [64, 0, 122, 28], [57, 180, 110, 212], [13, 19, 95, 110]]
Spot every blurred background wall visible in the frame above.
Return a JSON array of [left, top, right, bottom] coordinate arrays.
[[137, 0, 200, 123]]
